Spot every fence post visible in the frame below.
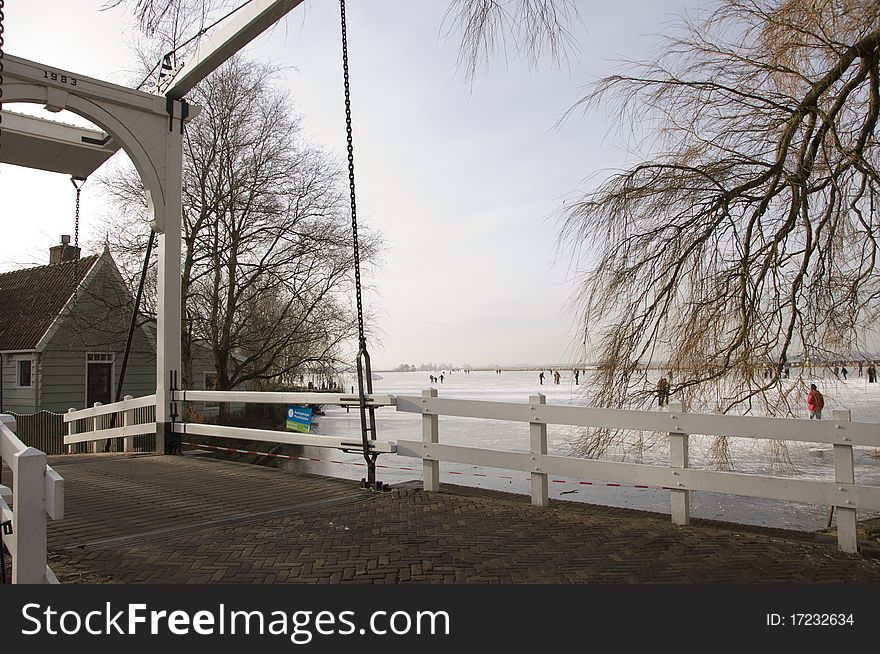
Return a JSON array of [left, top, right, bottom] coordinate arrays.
[[667, 400, 690, 525], [832, 409, 858, 554], [66, 408, 75, 454], [12, 447, 48, 583], [529, 393, 549, 507], [123, 395, 135, 453], [422, 389, 439, 492], [91, 402, 102, 454]]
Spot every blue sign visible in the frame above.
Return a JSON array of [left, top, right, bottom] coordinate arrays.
[[286, 405, 312, 433]]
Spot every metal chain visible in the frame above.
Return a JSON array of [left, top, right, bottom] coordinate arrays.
[[339, 0, 383, 490], [0, 0, 5, 552], [339, 0, 366, 350], [71, 177, 85, 300], [74, 184, 81, 251], [1, 0, 6, 171]]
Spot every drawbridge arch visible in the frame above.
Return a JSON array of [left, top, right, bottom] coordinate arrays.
[[1, 0, 316, 453], [1, 54, 194, 452]]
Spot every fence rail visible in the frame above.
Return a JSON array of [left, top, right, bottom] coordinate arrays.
[[395, 391, 880, 554], [174, 390, 395, 407], [63, 396, 156, 453], [394, 395, 880, 446], [0, 414, 64, 584], [175, 390, 396, 453]]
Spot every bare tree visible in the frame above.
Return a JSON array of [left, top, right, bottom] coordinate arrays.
[[442, 0, 581, 77], [559, 0, 880, 456], [101, 56, 379, 413], [106, 0, 581, 86]]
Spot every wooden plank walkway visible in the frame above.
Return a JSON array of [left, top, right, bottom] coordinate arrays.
[[5, 452, 880, 583], [43, 453, 371, 551]]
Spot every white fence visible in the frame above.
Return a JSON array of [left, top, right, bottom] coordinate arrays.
[[59, 389, 880, 555], [63, 394, 158, 452], [172, 391, 397, 454], [63, 391, 397, 455], [395, 391, 880, 554], [0, 414, 64, 584]]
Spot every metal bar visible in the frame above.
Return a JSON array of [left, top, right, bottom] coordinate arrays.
[[112, 230, 155, 412]]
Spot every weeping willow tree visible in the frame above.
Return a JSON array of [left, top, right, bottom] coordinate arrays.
[[561, 0, 880, 459], [442, 0, 580, 76], [105, 0, 580, 75]]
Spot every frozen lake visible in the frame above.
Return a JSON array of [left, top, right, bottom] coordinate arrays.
[[285, 369, 880, 532]]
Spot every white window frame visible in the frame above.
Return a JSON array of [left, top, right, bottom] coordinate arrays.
[[84, 352, 116, 408], [15, 356, 34, 389]]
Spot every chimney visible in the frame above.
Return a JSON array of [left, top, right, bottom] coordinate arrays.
[[49, 235, 80, 265]]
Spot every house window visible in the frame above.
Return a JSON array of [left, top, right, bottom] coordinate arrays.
[[17, 359, 33, 388], [204, 372, 219, 408]]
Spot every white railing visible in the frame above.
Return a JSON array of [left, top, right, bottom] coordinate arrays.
[[175, 390, 395, 407], [58, 387, 880, 554], [63, 394, 157, 452], [173, 390, 396, 454], [0, 414, 64, 583], [394, 390, 880, 554]]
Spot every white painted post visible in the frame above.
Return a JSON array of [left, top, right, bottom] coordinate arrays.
[[832, 409, 858, 554], [530, 393, 549, 507], [91, 402, 101, 454], [12, 447, 48, 584], [667, 400, 690, 525], [123, 395, 135, 453], [422, 389, 439, 492], [154, 118, 185, 455], [66, 408, 75, 454]]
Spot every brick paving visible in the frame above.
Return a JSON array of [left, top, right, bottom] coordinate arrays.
[[6, 453, 880, 583]]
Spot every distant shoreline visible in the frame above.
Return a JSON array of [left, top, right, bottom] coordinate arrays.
[[375, 366, 598, 373]]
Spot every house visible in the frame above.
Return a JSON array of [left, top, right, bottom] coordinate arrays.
[[0, 237, 155, 413]]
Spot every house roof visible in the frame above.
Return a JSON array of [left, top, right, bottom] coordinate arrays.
[[0, 255, 101, 351]]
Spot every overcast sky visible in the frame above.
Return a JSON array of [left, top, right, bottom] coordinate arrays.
[[0, 0, 701, 369]]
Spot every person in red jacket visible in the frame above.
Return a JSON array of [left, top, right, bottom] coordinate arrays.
[[807, 384, 824, 420]]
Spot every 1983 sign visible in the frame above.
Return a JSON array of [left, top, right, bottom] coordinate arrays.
[[43, 70, 77, 86]]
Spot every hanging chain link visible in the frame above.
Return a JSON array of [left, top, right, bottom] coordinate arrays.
[[71, 177, 85, 301], [1, 0, 6, 169], [74, 184, 81, 250], [339, 0, 384, 490], [339, 0, 366, 350]]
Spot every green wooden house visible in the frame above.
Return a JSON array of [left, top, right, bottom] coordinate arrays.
[[0, 239, 155, 413]]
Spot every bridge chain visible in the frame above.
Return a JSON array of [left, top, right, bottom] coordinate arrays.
[[339, 0, 384, 491]]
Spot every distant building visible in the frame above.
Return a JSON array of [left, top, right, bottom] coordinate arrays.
[[0, 238, 155, 413]]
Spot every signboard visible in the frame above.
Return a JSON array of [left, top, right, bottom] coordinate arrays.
[[285, 405, 312, 433]]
